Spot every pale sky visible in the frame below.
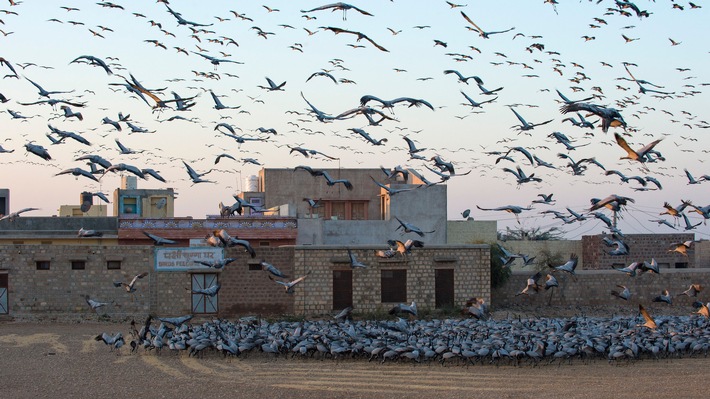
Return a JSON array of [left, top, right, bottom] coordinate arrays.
[[0, 0, 708, 239]]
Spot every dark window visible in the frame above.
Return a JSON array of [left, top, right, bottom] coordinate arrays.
[[675, 262, 688, 269], [435, 269, 455, 308], [381, 269, 407, 303], [259, 241, 270, 247], [333, 270, 353, 310], [107, 260, 121, 270], [71, 260, 86, 270], [121, 197, 138, 215], [248, 263, 261, 271], [36, 261, 50, 270], [0, 273, 7, 287]]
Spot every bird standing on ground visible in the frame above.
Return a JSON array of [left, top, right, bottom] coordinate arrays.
[[389, 301, 417, 317]]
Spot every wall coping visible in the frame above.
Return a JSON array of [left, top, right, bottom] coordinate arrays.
[[291, 244, 490, 250], [510, 268, 710, 276]]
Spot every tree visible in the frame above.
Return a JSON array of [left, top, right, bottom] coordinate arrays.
[[490, 243, 511, 289], [497, 226, 565, 241]]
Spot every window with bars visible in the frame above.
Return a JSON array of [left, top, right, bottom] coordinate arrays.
[[324, 200, 369, 220], [71, 260, 86, 270], [36, 261, 50, 270], [107, 260, 121, 270]]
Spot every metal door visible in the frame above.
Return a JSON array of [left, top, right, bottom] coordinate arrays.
[[332, 270, 352, 310], [435, 269, 454, 308], [0, 273, 8, 314], [191, 273, 218, 314]]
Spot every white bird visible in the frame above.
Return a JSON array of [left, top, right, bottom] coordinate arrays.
[[113, 272, 149, 293], [269, 272, 310, 294], [0, 207, 39, 222]]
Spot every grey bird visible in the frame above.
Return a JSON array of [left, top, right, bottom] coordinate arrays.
[[183, 161, 214, 184], [301, 3, 374, 21], [260, 260, 287, 278], [560, 102, 626, 133], [24, 142, 51, 160], [82, 295, 112, 312], [394, 216, 434, 237], [389, 301, 417, 317], [55, 167, 99, 182], [444, 70, 483, 85], [78, 227, 103, 237], [510, 107, 553, 132], [209, 90, 240, 110], [653, 290, 672, 305], [143, 231, 176, 245], [611, 285, 631, 300], [257, 77, 286, 91], [190, 282, 220, 297], [550, 253, 578, 275], [193, 258, 237, 270], [103, 163, 146, 180], [476, 204, 532, 223], [347, 248, 367, 269]]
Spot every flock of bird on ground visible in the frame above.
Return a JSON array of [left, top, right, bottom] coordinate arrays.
[[93, 301, 710, 366], [1, 0, 709, 365]]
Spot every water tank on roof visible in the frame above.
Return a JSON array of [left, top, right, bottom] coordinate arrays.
[[244, 175, 259, 192], [121, 175, 137, 190]]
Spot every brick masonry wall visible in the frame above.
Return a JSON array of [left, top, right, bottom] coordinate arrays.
[[496, 240, 582, 271], [293, 245, 490, 317], [493, 268, 710, 309], [1, 244, 152, 319], [218, 247, 295, 317], [582, 233, 696, 270], [1, 244, 490, 319]]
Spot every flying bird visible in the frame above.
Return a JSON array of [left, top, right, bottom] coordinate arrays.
[[113, 272, 149, 293], [460, 11, 514, 38]]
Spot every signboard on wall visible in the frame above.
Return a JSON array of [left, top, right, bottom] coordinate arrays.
[[154, 247, 224, 271]]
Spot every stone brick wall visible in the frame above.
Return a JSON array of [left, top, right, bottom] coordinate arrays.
[[293, 244, 490, 317], [1, 244, 152, 319], [496, 240, 582, 271], [0, 243, 491, 320], [493, 268, 710, 309], [582, 233, 696, 270], [218, 247, 295, 316]]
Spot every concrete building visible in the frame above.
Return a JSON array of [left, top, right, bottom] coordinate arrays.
[[113, 176, 175, 219], [258, 168, 447, 245], [0, 188, 9, 216]]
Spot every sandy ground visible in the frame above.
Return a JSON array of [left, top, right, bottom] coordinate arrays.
[[1, 321, 708, 399]]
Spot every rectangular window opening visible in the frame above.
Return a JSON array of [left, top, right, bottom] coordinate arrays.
[[36, 261, 50, 271], [71, 260, 86, 270], [107, 260, 121, 270]]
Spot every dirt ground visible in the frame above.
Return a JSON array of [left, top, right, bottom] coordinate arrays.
[[1, 321, 708, 399]]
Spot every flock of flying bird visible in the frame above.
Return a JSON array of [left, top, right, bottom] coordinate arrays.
[[0, 1, 707, 240]]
